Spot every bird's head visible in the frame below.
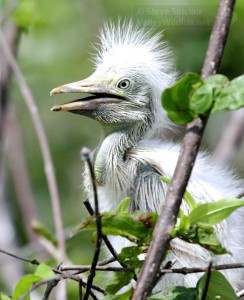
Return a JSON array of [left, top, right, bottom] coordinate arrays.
[[50, 22, 176, 132]]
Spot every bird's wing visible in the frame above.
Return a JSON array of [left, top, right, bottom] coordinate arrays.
[[131, 163, 167, 213], [131, 163, 213, 268], [128, 139, 244, 201]]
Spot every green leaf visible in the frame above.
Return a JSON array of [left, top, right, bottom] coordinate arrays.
[[197, 270, 237, 300], [161, 176, 197, 211], [188, 198, 244, 225], [103, 289, 133, 300], [77, 211, 158, 245], [105, 272, 134, 295], [197, 224, 227, 254], [13, 274, 41, 300], [32, 221, 57, 246], [204, 74, 229, 87], [153, 286, 197, 300], [189, 83, 214, 115], [35, 263, 55, 279], [172, 213, 190, 237], [183, 190, 197, 211], [12, 0, 45, 31], [0, 294, 12, 300], [175, 223, 227, 254], [211, 75, 244, 113], [118, 246, 143, 275], [162, 73, 202, 124], [116, 197, 131, 214]]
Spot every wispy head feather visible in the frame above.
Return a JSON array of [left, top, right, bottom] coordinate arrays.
[[94, 21, 177, 90]]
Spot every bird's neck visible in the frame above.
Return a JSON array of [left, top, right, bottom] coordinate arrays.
[[93, 123, 147, 189]]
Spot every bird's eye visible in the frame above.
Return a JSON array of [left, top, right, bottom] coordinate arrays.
[[117, 79, 131, 89]]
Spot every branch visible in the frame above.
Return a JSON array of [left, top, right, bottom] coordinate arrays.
[[83, 199, 119, 260], [61, 265, 133, 272], [60, 261, 244, 274], [0, 249, 40, 266], [132, 1, 236, 298], [0, 31, 66, 266], [0, 248, 104, 299], [201, 262, 212, 300], [42, 279, 59, 300], [7, 105, 39, 242], [81, 148, 103, 300], [83, 198, 137, 281]]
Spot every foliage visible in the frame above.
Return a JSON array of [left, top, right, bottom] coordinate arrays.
[[12, 0, 45, 31], [12, 264, 55, 300], [72, 195, 244, 297], [153, 270, 237, 300], [162, 73, 244, 124]]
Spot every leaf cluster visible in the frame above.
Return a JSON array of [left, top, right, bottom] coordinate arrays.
[[162, 73, 244, 124]]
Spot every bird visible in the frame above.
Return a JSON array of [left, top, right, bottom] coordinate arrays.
[[50, 22, 244, 292]]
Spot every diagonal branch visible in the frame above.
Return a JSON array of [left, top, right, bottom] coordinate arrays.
[[0, 31, 66, 263], [0, 30, 67, 300], [132, 0, 236, 299]]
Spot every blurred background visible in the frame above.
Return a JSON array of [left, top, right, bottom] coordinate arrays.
[[0, 0, 244, 297]]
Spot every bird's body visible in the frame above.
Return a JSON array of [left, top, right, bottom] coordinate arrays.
[[51, 22, 244, 292]]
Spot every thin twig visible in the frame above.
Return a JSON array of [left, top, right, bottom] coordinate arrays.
[[81, 148, 103, 300], [42, 279, 59, 300], [83, 199, 119, 261], [132, 1, 236, 299], [19, 273, 104, 300], [62, 265, 133, 272], [0, 31, 66, 259], [201, 261, 212, 300], [83, 198, 137, 280], [0, 248, 65, 275], [79, 280, 83, 300], [61, 261, 244, 274], [7, 105, 39, 242], [0, 31, 67, 299], [160, 262, 244, 275], [156, 260, 175, 284], [97, 256, 116, 266], [0, 247, 104, 299], [0, 249, 40, 266]]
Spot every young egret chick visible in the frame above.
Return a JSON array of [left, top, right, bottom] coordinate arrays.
[[50, 22, 244, 291]]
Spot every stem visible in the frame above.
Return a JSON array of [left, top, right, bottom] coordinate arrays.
[[82, 148, 103, 300], [132, 0, 236, 298], [0, 30, 67, 299]]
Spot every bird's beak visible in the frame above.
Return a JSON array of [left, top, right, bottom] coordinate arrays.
[[50, 79, 123, 112]]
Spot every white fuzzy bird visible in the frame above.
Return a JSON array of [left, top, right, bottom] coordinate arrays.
[[50, 22, 244, 292]]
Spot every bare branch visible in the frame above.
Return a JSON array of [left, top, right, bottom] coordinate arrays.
[[61, 265, 133, 272], [201, 262, 212, 300], [42, 279, 59, 300], [0, 248, 40, 266], [81, 148, 103, 300], [83, 199, 119, 261], [0, 29, 67, 269], [83, 199, 137, 280], [132, 1, 237, 298], [7, 105, 39, 242], [61, 261, 244, 275]]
